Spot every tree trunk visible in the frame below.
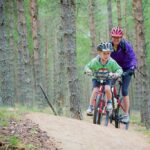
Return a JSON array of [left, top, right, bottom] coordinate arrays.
[[17, 0, 33, 106], [107, 0, 113, 39], [123, 0, 128, 39], [60, 0, 82, 119], [116, 0, 122, 27], [52, 40, 57, 105], [88, 0, 97, 57], [0, 0, 14, 106], [30, 0, 42, 106], [54, 25, 67, 115], [44, 23, 49, 93], [0, 0, 7, 105], [132, 0, 150, 128], [9, 0, 17, 104]]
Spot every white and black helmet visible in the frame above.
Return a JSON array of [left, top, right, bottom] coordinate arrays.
[[97, 42, 113, 52]]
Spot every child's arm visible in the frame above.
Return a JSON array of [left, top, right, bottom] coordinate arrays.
[[111, 60, 123, 77], [84, 58, 96, 73]]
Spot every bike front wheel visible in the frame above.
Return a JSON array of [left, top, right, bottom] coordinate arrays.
[[93, 95, 103, 124], [105, 111, 110, 126]]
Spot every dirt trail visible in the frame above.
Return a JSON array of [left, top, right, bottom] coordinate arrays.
[[25, 112, 150, 150]]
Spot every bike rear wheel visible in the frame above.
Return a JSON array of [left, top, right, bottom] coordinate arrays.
[[115, 103, 130, 130], [114, 108, 120, 128]]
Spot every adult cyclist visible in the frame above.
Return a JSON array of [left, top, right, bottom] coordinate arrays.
[[110, 26, 137, 123]]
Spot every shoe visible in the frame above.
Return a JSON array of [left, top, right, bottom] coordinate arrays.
[[86, 105, 93, 116], [106, 100, 112, 111], [121, 114, 130, 123]]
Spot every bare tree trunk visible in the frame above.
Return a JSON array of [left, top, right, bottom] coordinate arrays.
[[17, 0, 33, 106], [116, 0, 122, 27], [44, 23, 49, 93], [107, 0, 113, 39], [0, 0, 14, 106], [0, 0, 8, 105], [123, 0, 128, 39], [132, 0, 150, 128], [88, 0, 97, 57], [30, 0, 42, 106], [54, 26, 66, 115], [9, 0, 17, 104], [7, 0, 16, 106], [52, 40, 57, 104], [60, 0, 82, 119]]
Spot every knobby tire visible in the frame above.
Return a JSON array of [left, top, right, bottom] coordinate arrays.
[[93, 95, 102, 124]]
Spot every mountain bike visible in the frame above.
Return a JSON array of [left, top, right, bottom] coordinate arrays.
[[90, 71, 114, 126], [109, 70, 134, 130]]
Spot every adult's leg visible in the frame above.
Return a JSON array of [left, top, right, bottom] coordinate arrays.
[[122, 73, 132, 114]]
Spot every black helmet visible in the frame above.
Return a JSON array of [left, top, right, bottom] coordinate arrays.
[[97, 42, 113, 52]]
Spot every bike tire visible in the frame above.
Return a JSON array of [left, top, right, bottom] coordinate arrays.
[[93, 95, 102, 124], [115, 107, 120, 128], [125, 122, 129, 130], [105, 111, 109, 126], [109, 113, 113, 123], [93, 108, 100, 124]]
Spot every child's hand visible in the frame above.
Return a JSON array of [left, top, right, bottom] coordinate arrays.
[[85, 68, 92, 75], [109, 72, 120, 78]]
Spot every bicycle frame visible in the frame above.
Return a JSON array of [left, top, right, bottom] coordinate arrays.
[[111, 78, 129, 129], [95, 82, 107, 114], [93, 77, 112, 126], [112, 80, 125, 112], [86, 71, 116, 126], [92, 71, 110, 113], [93, 80, 107, 125]]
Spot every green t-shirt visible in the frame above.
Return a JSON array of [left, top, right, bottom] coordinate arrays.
[[85, 56, 123, 79]]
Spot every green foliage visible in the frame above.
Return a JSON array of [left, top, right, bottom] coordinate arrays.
[[0, 112, 9, 127], [8, 136, 21, 146], [143, 0, 150, 64], [0, 0, 150, 118], [26, 144, 36, 150], [130, 111, 142, 125], [76, 1, 93, 70], [76, 32, 91, 68], [131, 111, 150, 142], [0, 108, 21, 127]]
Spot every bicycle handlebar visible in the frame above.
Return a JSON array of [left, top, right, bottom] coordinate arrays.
[[85, 71, 118, 80], [85, 69, 134, 81], [111, 69, 135, 86]]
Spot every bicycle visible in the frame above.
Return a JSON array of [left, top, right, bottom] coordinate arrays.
[[86, 71, 114, 126], [109, 70, 134, 130]]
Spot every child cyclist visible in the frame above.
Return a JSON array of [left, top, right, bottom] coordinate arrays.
[[84, 42, 123, 115]]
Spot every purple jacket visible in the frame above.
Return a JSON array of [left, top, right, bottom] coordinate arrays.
[[111, 39, 137, 71]]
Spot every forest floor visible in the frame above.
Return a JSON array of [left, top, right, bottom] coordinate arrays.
[[0, 111, 150, 150]]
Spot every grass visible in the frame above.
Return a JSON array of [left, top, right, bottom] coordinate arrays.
[[0, 106, 44, 149], [130, 111, 150, 143], [8, 136, 21, 146], [0, 106, 52, 149], [0, 108, 21, 127], [0, 107, 26, 149]]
